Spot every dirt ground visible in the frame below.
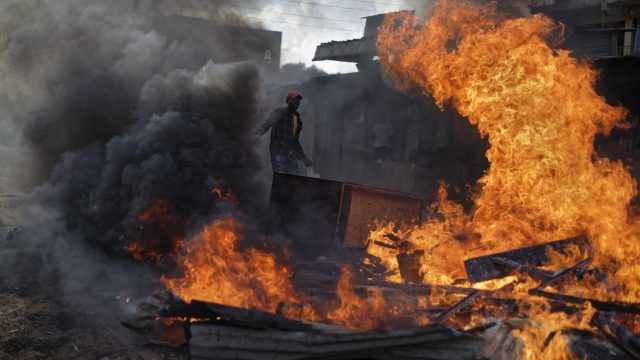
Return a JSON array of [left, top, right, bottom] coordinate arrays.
[[0, 147, 188, 360], [0, 278, 187, 360], [0, 236, 189, 360]]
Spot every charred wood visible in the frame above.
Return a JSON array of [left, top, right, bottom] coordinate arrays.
[[490, 257, 554, 282], [165, 300, 322, 331], [384, 233, 402, 243], [357, 280, 479, 295], [593, 312, 640, 358], [362, 253, 383, 265], [528, 290, 640, 314], [433, 290, 481, 323], [535, 258, 593, 289], [464, 235, 588, 283], [373, 240, 400, 250]]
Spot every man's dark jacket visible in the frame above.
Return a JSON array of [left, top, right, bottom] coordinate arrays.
[[259, 106, 307, 159]]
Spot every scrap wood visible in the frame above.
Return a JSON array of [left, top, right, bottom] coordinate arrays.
[[528, 289, 640, 314], [358, 266, 398, 279], [357, 280, 480, 295], [373, 240, 399, 249], [380, 337, 486, 360], [464, 235, 588, 283], [433, 290, 481, 323], [189, 322, 481, 360], [490, 257, 554, 282], [358, 261, 389, 274], [164, 299, 336, 332], [593, 312, 640, 358], [363, 253, 383, 264], [534, 257, 593, 290], [384, 233, 402, 243]]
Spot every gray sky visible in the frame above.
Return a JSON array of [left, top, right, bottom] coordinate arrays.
[[210, 0, 430, 73]]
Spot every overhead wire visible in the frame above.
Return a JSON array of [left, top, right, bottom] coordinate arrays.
[[337, 0, 428, 6], [205, 0, 366, 32], [202, 0, 423, 33], [269, 0, 395, 13], [216, 2, 364, 24], [245, 15, 363, 32]]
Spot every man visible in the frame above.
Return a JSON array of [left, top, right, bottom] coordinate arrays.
[[258, 90, 313, 175]]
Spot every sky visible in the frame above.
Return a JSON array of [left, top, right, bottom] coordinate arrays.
[[219, 0, 430, 73]]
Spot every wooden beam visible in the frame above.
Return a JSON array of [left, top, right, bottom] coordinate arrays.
[[528, 289, 640, 314], [490, 257, 554, 282], [463, 236, 588, 283], [433, 291, 481, 323]]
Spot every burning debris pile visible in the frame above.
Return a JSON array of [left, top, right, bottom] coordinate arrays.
[[121, 0, 640, 358], [2, 0, 639, 359]]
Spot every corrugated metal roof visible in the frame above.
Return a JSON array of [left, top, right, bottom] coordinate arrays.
[[312, 37, 377, 63]]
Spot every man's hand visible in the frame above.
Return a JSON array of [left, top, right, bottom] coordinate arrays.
[[303, 157, 313, 167]]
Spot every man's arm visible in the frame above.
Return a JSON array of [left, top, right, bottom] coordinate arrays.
[[257, 109, 281, 136], [294, 139, 313, 167]]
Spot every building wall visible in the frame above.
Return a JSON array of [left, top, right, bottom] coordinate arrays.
[[264, 67, 489, 205], [532, 0, 639, 57]]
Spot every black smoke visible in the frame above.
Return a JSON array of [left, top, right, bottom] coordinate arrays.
[[33, 61, 265, 256], [1, 0, 269, 241], [0, 0, 271, 321]]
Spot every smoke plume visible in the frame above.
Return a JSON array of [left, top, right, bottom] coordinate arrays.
[[0, 0, 270, 319]]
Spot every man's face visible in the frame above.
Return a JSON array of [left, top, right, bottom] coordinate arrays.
[[287, 97, 301, 110]]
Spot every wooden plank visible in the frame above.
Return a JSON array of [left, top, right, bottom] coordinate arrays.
[[433, 291, 481, 323], [534, 258, 592, 289], [189, 331, 455, 356], [356, 280, 479, 295], [165, 299, 351, 333], [490, 257, 554, 281], [190, 348, 304, 360], [464, 235, 588, 283], [190, 323, 457, 346], [195, 300, 320, 331], [388, 338, 485, 360], [528, 289, 640, 314], [190, 324, 481, 360], [373, 240, 400, 249]]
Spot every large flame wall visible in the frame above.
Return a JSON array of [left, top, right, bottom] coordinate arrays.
[[377, 0, 640, 301]]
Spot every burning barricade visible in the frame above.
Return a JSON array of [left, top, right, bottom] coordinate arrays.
[[121, 178, 640, 359], [122, 0, 640, 358]]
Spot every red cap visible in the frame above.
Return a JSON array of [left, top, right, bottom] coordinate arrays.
[[285, 90, 303, 100]]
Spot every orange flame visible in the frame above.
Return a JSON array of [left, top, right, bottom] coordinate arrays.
[[513, 301, 596, 360], [375, 0, 640, 301], [211, 186, 238, 203], [326, 266, 391, 329], [162, 217, 299, 313]]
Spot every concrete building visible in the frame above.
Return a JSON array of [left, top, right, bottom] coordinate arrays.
[[532, 0, 640, 58]]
